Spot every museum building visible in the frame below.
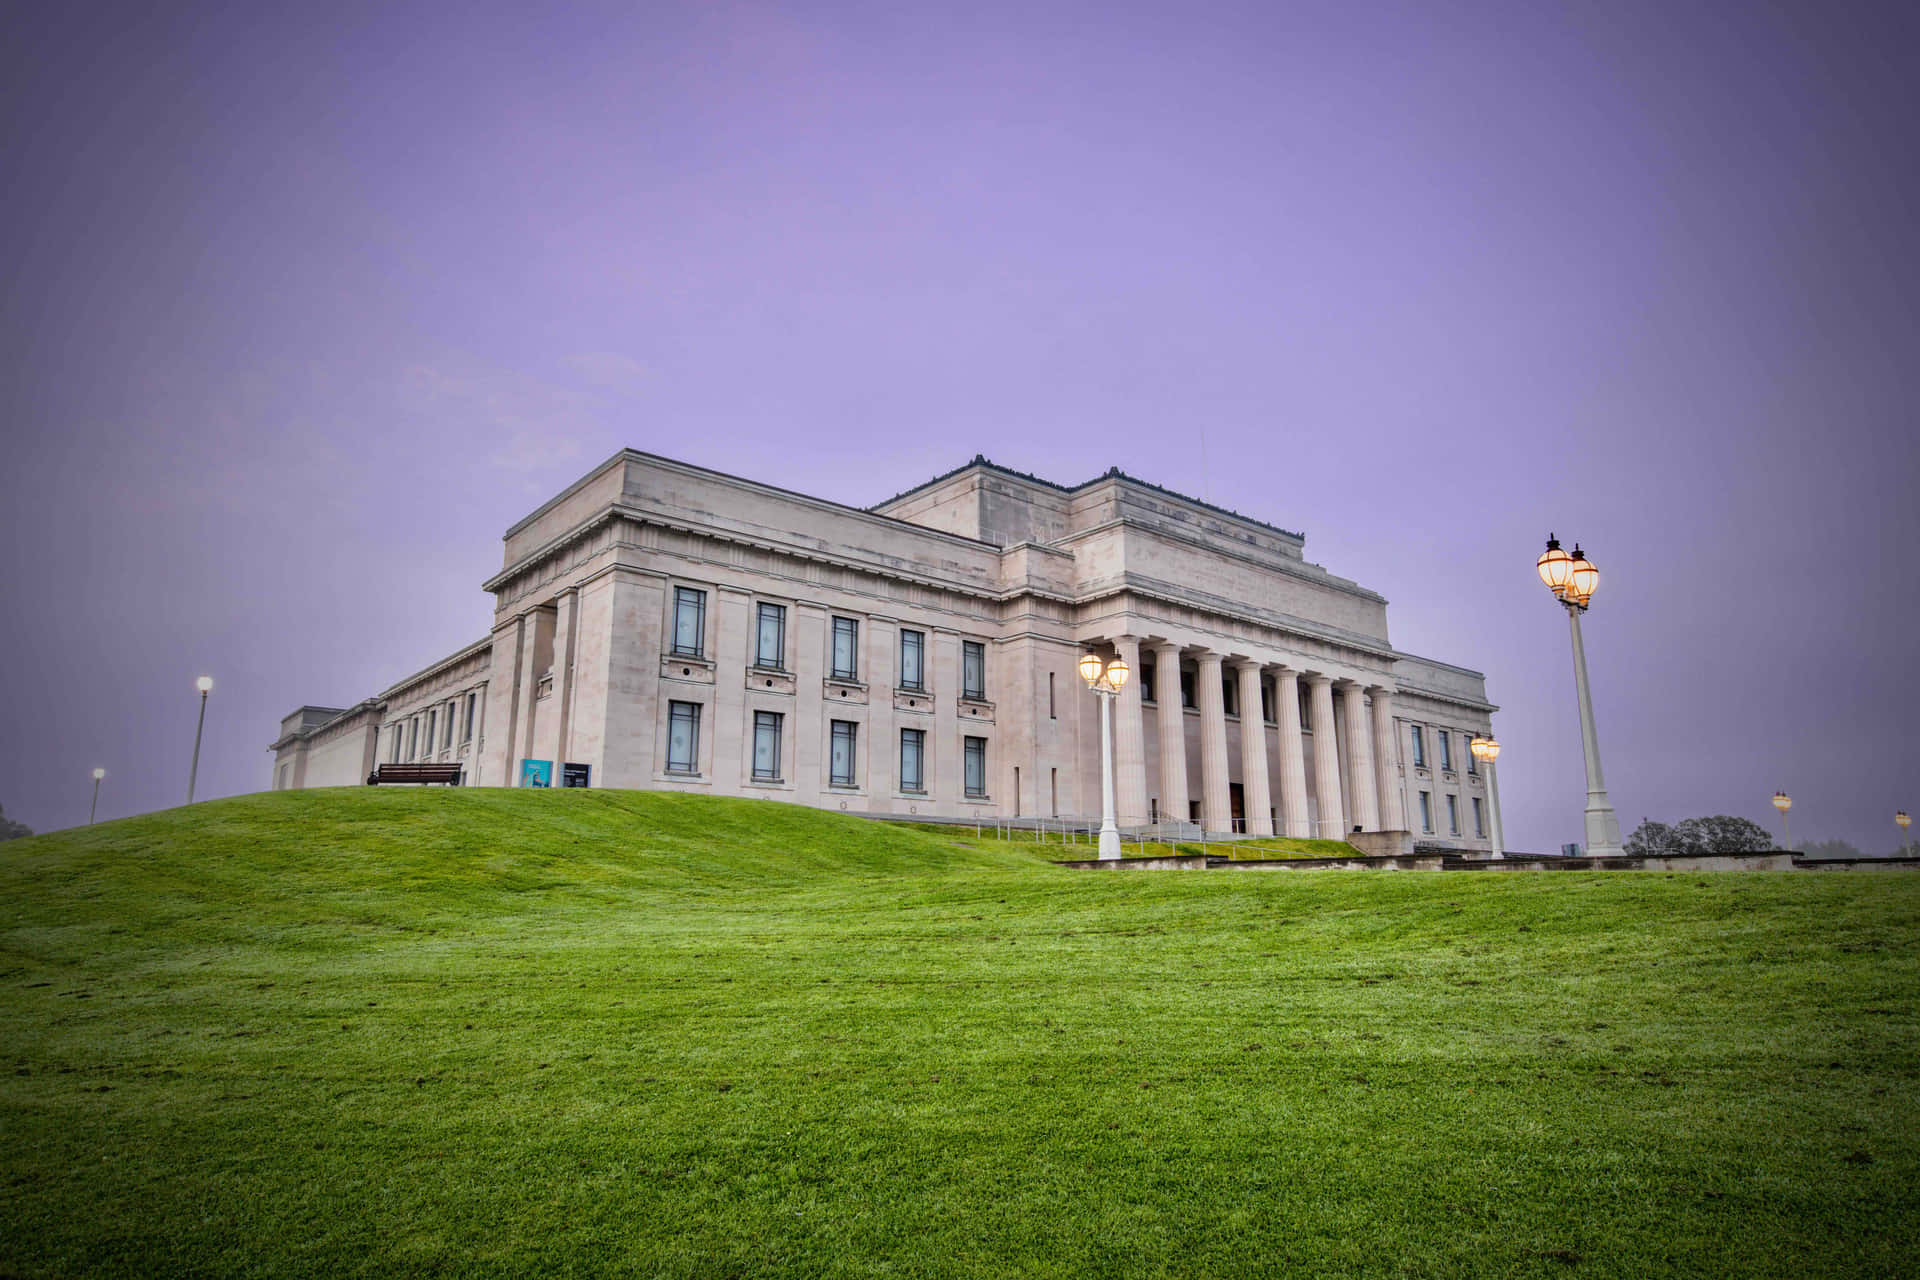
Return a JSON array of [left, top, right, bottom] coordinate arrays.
[[269, 450, 1502, 849]]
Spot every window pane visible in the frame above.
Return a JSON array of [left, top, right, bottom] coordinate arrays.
[[900, 729, 924, 791], [1411, 726, 1425, 766], [668, 702, 700, 772], [1419, 792, 1433, 832], [900, 630, 924, 689], [753, 711, 781, 780], [756, 604, 785, 668], [962, 642, 985, 699], [964, 736, 986, 796], [1181, 670, 1195, 709], [832, 618, 858, 680], [1447, 794, 1459, 834], [1439, 732, 1452, 770], [673, 588, 705, 655], [831, 721, 856, 786], [1474, 797, 1486, 836]]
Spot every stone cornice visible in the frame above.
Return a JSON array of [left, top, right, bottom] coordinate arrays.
[[268, 699, 384, 752], [1052, 516, 1386, 605], [375, 636, 494, 704]]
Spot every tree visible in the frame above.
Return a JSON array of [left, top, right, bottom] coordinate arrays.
[[1625, 819, 1682, 856], [1797, 839, 1863, 860], [0, 801, 31, 842], [1674, 815, 1773, 854]]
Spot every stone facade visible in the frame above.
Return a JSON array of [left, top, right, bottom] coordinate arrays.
[[270, 451, 1502, 850]]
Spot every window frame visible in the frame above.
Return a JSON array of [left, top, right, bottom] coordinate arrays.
[[754, 602, 787, 671], [899, 728, 926, 793], [899, 629, 926, 692], [830, 720, 858, 788], [1447, 793, 1460, 836], [962, 640, 986, 700], [963, 735, 987, 798], [1438, 730, 1453, 772], [1410, 725, 1427, 768], [1418, 790, 1434, 833], [671, 586, 707, 658], [666, 701, 702, 774], [462, 692, 477, 744], [1473, 796, 1486, 837], [831, 616, 860, 681], [752, 710, 784, 782]]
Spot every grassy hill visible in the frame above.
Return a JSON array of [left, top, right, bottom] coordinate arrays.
[[3, 789, 1916, 1278]]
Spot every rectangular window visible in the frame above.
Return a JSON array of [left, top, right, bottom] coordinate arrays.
[[1438, 731, 1453, 771], [443, 703, 455, 749], [1467, 744, 1479, 775], [964, 736, 987, 798], [462, 692, 477, 743], [755, 602, 787, 669], [667, 701, 701, 773], [672, 587, 707, 657], [830, 720, 858, 787], [1410, 725, 1427, 767], [1261, 680, 1275, 724], [407, 719, 418, 760], [899, 629, 925, 691], [899, 728, 925, 792], [1222, 676, 1238, 716], [1447, 794, 1460, 836], [831, 616, 859, 680], [1418, 791, 1434, 833], [752, 710, 783, 781], [1141, 660, 1156, 703], [1048, 671, 1056, 719], [389, 726, 402, 762], [1473, 797, 1486, 837], [962, 641, 986, 699], [1299, 684, 1313, 729], [426, 710, 437, 754], [1180, 669, 1196, 710]]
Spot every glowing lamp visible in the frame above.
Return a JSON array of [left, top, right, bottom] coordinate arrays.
[[1772, 791, 1791, 814], [1537, 535, 1574, 596], [196, 675, 214, 694], [1078, 653, 1105, 688], [1899, 811, 1912, 831], [92, 767, 106, 780], [1470, 735, 1500, 763], [1566, 545, 1599, 607], [1105, 658, 1129, 690]]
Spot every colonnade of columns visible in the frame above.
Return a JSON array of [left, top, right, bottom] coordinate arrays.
[[1101, 636, 1405, 838]]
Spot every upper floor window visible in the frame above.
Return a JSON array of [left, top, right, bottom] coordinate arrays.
[[831, 617, 859, 681], [755, 602, 787, 670], [1410, 725, 1427, 767], [752, 711, 783, 782], [462, 692, 477, 743], [1467, 741, 1479, 774], [1438, 730, 1453, 772], [426, 710, 437, 753], [899, 629, 926, 692], [672, 587, 707, 657], [963, 736, 987, 797], [962, 641, 986, 699], [407, 719, 418, 760], [666, 701, 701, 774], [442, 704, 455, 749]]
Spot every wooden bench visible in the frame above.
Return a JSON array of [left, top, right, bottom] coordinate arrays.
[[367, 763, 463, 786]]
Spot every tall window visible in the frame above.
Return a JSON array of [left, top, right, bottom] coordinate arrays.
[[830, 721, 858, 787], [900, 728, 925, 792], [462, 692, 477, 744], [672, 587, 706, 657], [1261, 680, 1275, 724], [1180, 668, 1196, 710], [964, 736, 987, 797], [1467, 743, 1479, 775], [426, 709, 437, 754], [962, 641, 986, 699], [1141, 660, 1156, 703], [389, 726, 402, 762], [899, 629, 925, 691], [1048, 671, 1056, 718], [1473, 797, 1486, 837], [443, 703, 455, 749], [755, 603, 787, 669], [1410, 725, 1427, 767], [407, 719, 418, 760], [1438, 731, 1453, 771], [1222, 676, 1238, 716], [667, 701, 701, 773], [1418, 791, 1434, 833], [831, 617, 859, 680], [752, 711, 783, 781], [1447, 794, 1460, 835]]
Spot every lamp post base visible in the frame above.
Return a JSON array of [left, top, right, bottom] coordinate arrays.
[[1098, 824, 1122, 860], [1584, 796, 1625, 858]]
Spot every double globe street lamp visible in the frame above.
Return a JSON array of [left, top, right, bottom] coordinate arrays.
[[1772, 791, 1793, 852], [1537, 536, 1624, 857], [1468, 735, 1504, 859], [1898, 810, 1912, 855], [1078, 650, 1131, 860]]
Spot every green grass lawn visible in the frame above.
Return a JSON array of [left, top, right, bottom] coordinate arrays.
[[3, 789, 1916, 1278]]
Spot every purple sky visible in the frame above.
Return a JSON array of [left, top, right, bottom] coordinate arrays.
[[5, 1, 1916, 852]]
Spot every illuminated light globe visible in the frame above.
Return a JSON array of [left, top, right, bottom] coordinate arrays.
[[1105, 658, 1129, 689], [1470, 735, 1500, 763], [196, 675, 214, 693], [1537, 535, 1574, 597], [1772, 791, 1791, 815], [92, 767, 106, 780], [1899, 810, 1912, 831], [1078, 653, 1105, 688], [1566, 546, 1599, 608]]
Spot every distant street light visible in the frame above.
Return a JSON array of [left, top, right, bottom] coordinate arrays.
[[1469, 736, 1504, 860], [90, 767, 106, 825], [1898, 810, 1912, 855], [1771, 791, 1793, 852], [1078, 650, 1131, 860], [1537, 536, 1624, 857], [187, 675, 214, 805]]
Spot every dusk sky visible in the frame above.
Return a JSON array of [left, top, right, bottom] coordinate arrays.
[[4, 1, 1915, 852]]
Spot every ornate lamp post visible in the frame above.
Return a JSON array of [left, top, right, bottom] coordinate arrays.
[[1469, 736, 1504, 859], [89, 767, 106, 825], [1771, 791, 1793, 851], [1537, 536, 1624, 856], [1078, 650, 1131, 860], [1898, 810, 1912, 855], [187, 675, 214, 805]]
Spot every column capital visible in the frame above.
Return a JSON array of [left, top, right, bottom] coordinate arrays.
[[1303, 670, 1335, 687], [1192, 650, 1224, 668], [1366, 683, 1397, 698], [1228, 655, 1265, 672]]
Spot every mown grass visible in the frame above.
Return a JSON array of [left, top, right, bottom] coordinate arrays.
[[905, 822, 1358, 861], [2, 788, 1916, 1278]]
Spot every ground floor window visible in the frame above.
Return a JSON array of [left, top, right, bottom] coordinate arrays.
[[900, 729, 925, 793], [963, 736, 987, 798], [1447, 794, 1460, 836], [667, 701, 701, 774], [1473, 797, 1486, 837], [1418, 791, 1433, 833], [753, 710, 783, 781], [830, 720, 858, 787]]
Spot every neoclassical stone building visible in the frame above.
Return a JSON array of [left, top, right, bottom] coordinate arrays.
[[271, 451, 1501, 849]]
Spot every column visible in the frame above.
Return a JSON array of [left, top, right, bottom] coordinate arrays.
[[1369, 687, 1406, 832], [1153, 642, 1189, 828], [1234, 660, 1274, 836], [1112, 636, 1149, 827], [1275, 668, 1311, 837], [1340, 682, 1380, 832], [1195, 652, 1232, 833], [1307, 673, 1344, 837]]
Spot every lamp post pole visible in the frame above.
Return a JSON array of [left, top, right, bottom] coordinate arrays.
[[1897, 810, 1911, 855], [1538, 537, 1623, 857], [90, 768, 105, 825], [1772, 791, 1793, 852], [187, 675, 213, 805], [1079, 650, 1132, 861]]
